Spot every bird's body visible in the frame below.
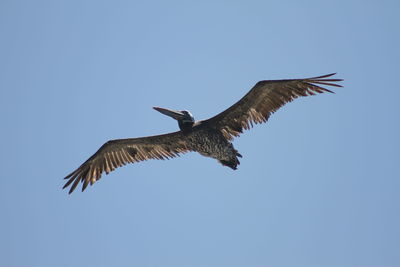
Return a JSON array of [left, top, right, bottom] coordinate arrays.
[[63, 73, 342, 193], [183, 124, 241, 169]]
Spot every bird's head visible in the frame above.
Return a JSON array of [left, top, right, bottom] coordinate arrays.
[[153, 107, 195, 131]]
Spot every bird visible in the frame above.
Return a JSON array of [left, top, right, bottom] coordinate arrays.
[[63, 73, 342, 194]]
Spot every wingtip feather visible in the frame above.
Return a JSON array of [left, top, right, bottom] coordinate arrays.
[[309, 73, 336, 79]]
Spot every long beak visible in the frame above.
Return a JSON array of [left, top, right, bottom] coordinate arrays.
[[153, 107, 186, 120]]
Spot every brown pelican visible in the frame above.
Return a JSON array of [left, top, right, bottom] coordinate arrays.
[[63, 73, 342, 193]]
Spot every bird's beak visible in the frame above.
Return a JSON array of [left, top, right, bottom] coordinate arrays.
[[153, 107, 186, 120]]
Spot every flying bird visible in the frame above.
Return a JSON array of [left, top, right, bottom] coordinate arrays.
[[63, 73, 342, 193]]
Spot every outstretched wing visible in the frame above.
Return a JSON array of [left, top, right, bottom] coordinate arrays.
[[63, 131, 189, 194], [202, 73, 342, 140]]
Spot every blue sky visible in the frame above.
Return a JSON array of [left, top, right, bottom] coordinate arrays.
[[1, 1, 399, 266]]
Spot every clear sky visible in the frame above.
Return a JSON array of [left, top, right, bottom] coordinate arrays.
[[1, 1, 399, 267]]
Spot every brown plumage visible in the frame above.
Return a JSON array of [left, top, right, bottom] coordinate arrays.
[[63, 73, 342, 194]]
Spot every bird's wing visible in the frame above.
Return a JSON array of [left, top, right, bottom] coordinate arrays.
[[201, 73, 342, 140], [63, 131, 189, 194]]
